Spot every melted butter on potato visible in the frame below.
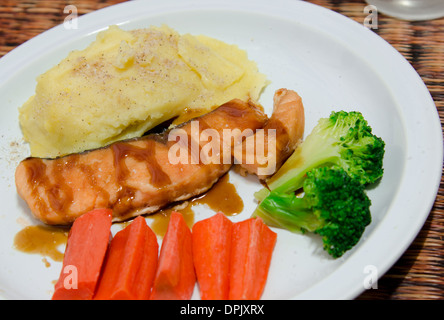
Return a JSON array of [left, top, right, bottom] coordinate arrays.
[[19, 25, 268, 158]]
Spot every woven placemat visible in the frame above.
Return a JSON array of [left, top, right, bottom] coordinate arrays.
[[0, 0, 442, 300]]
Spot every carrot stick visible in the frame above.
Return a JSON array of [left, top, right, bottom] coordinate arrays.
[[150, 211, 196, 300], [93, 216, 159, 300], [52, 208, 113, 300], [192, 212, 233, 300], [229, 217, 277, 300]]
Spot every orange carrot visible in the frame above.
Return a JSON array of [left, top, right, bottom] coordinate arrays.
[[52, 208, 113, 300], [94, 216, 159, 300], [150, 211, 196, 300], [229, 217, 277, 300], [192, 212, 233, 300]]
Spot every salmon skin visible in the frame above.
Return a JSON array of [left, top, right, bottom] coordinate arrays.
[[15, 99, 267, 225]]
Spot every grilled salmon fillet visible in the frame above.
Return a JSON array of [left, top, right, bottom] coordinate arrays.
[[234, 89, 305, 179], [15, 99, 267, 225]]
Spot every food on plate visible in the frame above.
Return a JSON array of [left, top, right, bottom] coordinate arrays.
[[263, 110, 385, 194], [18, 25, 268, 158], [192, 213, 233, 300], [150, 211, 195, 300], [15, 98, 267, 225], [234, 88, 305, 179], [51, 210, 277, 300], [229, 217, 277, 300], [52, 208, 112, 300], [192, 213, 276, 300], [93, 216, 159, 300], [253, 111, 385, 258], [256, 167, 371, 258]]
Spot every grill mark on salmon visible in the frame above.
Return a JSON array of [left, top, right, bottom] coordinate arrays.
[[15, 99, 267, 225]]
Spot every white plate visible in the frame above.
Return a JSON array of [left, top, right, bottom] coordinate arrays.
[[0, 0, 441, 300]]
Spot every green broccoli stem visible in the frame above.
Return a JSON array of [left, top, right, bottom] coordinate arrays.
[[253, 188, 270, 203], [266, 133, 341, 194], [253, 191, 323, 233]]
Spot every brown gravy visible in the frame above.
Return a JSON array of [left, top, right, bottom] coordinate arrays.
[[148, 173, 243, 237], [13, 225, 69, 263]]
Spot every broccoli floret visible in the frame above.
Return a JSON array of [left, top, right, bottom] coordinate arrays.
[[264, 111, 385, 196], [255, 166, 371, 258]]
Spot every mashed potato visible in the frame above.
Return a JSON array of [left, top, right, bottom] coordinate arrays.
[[19, 25, 268, 158]]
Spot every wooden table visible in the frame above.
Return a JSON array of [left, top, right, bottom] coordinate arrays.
[[1, 0, 443, 300]]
